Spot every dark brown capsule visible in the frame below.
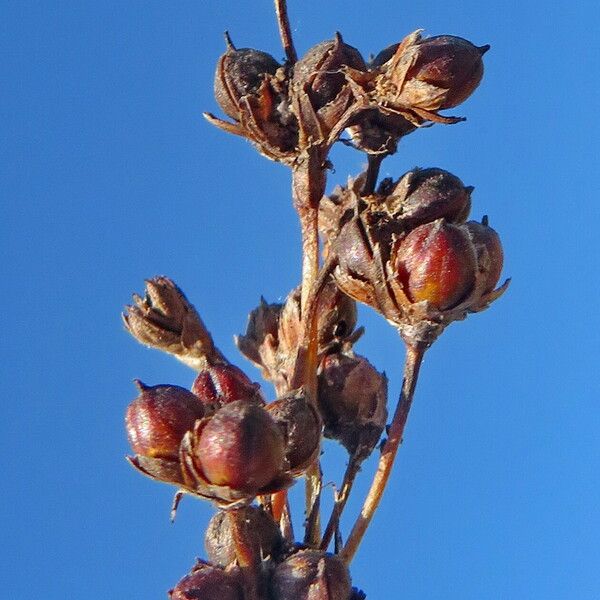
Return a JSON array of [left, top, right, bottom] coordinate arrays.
[[465, 218, 504, 293], [267, 390, 322, 474], [214, 42, 281, 119], [169, 561, 243, 600], [293, 34, 367, 109], [270, 549, 352, 600], [205, 506, 283, 567]]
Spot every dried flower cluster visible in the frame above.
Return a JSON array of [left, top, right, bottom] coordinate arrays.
[[122, 2, 507, 598]]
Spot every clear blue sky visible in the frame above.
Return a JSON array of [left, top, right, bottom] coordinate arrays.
[[2, 1, 599, 598]]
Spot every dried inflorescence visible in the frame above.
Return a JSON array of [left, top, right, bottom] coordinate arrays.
[[123, 5, 508, 599]]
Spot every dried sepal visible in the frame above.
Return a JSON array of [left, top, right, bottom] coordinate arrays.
[[123, 276, 226, 370], [192, 363, 264, 408]]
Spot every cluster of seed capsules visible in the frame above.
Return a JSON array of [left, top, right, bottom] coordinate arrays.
[[123, 23, 507, 600], [124, 275, 385, 599]]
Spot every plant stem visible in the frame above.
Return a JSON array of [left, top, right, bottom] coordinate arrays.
[[361, 154, 384, 196], [340, 342, 426, 565], [320, 454, 362, 551], [274, 0, 297, 63], [228, 509, 264, 600], [292, 152, 326, 548]]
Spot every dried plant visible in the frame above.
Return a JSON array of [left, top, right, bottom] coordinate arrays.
[[122, 2, 508, 597]]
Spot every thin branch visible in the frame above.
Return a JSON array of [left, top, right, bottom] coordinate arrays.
[[361, 154, 385, 196], [275, 0, 298, 63], [340, 342, 426, 565], [320, 454, 362, 551]]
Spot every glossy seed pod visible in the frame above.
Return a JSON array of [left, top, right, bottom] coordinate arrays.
[[465, 218, 504, 293], [393, 219, 477, 310], [169, 561, 243, 600], [193, 400, 286, 492], [404, 35, 489, 109], [191, 363, 263, 407], [267, 390, 322, 474], [270, 549, 352, 600], [214, 45, 281, 119], [293, 35, 367, 109], [125, 381, 206, 460], [205, 506, 283, 566]]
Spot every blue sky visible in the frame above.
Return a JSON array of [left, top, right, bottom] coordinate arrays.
[[2, 1, 599, 598]]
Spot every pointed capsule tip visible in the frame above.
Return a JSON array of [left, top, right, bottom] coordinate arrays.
[[479, 44, 491, 55], [481, 215, 489, 226], [133, 379, 149, 391], [224, 31, 235, 50]]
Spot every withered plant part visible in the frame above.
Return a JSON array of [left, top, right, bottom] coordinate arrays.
[[123, 1, 508, 598]]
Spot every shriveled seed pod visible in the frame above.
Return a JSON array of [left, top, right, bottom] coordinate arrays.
[[386, 167, 472, 227], [205, 506, 283, 566], [318, 353, 387, 459], [267, 390, 322, 474], [293, 34, 366, 109], [214, 43, 281, 119], [465, 218, 504, 293], [270, 549, 352, 600]]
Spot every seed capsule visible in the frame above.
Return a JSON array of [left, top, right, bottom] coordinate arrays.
[[387, 167, 472, 227], [205, 506, 283, 567], [267, 390, 322, 474], [393, 219, 477, 310], [318, 353, 387, 459], [191, 363, 262, 407], [169, 561, 243, 600], [293, 34, 366, 109], [194, 400, 286, 492], [125, 381, 206, 460], [270, 549, 352, 600], [404, 35, 489, 109], [214, 42, 281, 119], [465, 218, 504, 293]]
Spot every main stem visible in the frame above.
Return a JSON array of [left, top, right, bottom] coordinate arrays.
[[340, 342, 426, 564], [274, 0, 297, 63], [292, 152, 326, 547]]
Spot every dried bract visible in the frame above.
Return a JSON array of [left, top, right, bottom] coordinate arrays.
[[123, 276, 226, 370]]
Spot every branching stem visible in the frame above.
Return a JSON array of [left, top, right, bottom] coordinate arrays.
[[340, 342, 426, 564]]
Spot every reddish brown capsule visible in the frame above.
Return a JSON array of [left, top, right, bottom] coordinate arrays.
[[191, 363, 262, 407], [293, 34, 366, 109], [169, 561, 243, 600], [267, 390, 322, 474], [214, 42, 281, 119], [205, 506, 283, 567], [125, 381, 206, 460], [394, 220, 477, 310], [194, 400, 285, 492], [403, 35, 489, 110], [387, 167, 472, 227], [465, 218, 504, 293], [270, 549, 352, 600], [318, 353, 387, 459]]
